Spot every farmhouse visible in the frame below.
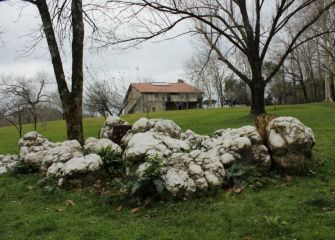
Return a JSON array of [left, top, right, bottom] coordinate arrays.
[[123, 80, 204, 114]]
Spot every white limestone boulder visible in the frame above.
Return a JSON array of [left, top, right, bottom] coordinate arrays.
[[48, 153, 104, 181], [132, 150, 226, 198], [181, 129, 209, 150], [19, 131, 56, 165], [131, 118, 182, 138], [58, 153, 104, 178], [123, 131, 190, 163], [41, 140, 83, 174], [0, 154, 19, 174], [197, 126, 272, 171], [266, 117, 315, 172], [84, 137, 122, 154], [100, 116, 129, 139], [123, 132, 169, 163], [0, 167, 7, 174], [217, 126, 271, 171]]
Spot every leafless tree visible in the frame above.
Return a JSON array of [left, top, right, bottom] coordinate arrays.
[[0, 73, 50, 130], [318, 1, 335, 102], [5, 0, 119, 144], [84, 78, 124, 118], [108, 0, 335, 115], [185, 53, 215, 107], [0, 98, 25, 137]]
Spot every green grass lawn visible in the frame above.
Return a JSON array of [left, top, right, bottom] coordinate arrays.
[[1, 103, 335, 239]]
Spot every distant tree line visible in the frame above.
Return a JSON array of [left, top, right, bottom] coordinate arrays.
[[0, 71, 125, 136]]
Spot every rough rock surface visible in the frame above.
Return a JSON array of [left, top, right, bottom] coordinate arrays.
[[266, 117, 315, 172], [213, 126, 271, 171], [58, 153, 103, 178], [131, 118, 182, 138], [100, 116, 129, 139], [18, 132, 55, 165], [84, 137, 122, 154], [123, 118, 225, 197], [182, 126, 271, 172], [133, 150, 226, 197], [163, 150, 226, 197], [123, 131, 190, 163], [17, 132, 105, 184], [0, 155, 19, 174], [41, 140, 83, 176]]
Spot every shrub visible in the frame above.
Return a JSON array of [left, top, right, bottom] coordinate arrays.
[[127, 154, 166, 199], [10, 162, 40, 175], [98, 147, 125, 176], [226, 163, 265, 190]]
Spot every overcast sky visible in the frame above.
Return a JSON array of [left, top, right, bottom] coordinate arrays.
[[0, 2, 196, 86]]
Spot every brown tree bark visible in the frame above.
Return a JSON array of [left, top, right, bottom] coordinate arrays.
[[250, 65, 266, 115], [35, 0, 84, 144]]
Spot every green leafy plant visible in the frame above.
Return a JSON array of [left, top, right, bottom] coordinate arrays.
[[128, 154, 166, 198], [226, 163, 265, 190], [98, 147, 125, 176], [10, 162, 40, 175]]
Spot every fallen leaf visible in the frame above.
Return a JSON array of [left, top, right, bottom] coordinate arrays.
[[116, 206, 123, 212], [130, 207, 140, 213], [27, 185, 33, 190], [65, 199, 76, 207], [57, 208, 63, 212], [285, 175, 293, 182], [233, 187, 243, 194], [321, 207, 332, 212]]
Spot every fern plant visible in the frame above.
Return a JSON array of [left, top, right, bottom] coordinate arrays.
[[128, 154, 166, 198], [98, 147, 125, 176]]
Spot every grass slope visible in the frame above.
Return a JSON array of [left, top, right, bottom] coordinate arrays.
[[0, 103, 335, 239]]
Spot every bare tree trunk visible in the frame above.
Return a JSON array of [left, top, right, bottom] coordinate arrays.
[[249, 80, 265, 115], [63, 97, 84, 143], [18, 113, 22, 138], [321, 1, 334, 102], [36, 0, 84, 144], [250, 57, 266, 115], [325, 55, 334, 102], [31, 104, 37, 131], [296, 58, 309, 102], [331, 72, 335, 99], [68, 0, 84, 144]]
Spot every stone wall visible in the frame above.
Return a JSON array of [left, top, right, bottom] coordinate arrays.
[[1, 115, 316, 200]]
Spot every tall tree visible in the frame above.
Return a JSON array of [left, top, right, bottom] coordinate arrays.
[[3, 0, 122, 143], [1, 0, 86, 143], [319, 1, 335, 102], [110, 0, 335, 115], [185, 53, 216, 107], [84, 79, 124, 118]]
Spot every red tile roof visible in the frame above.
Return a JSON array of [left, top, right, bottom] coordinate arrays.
[[131, 82, 203, 93]]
